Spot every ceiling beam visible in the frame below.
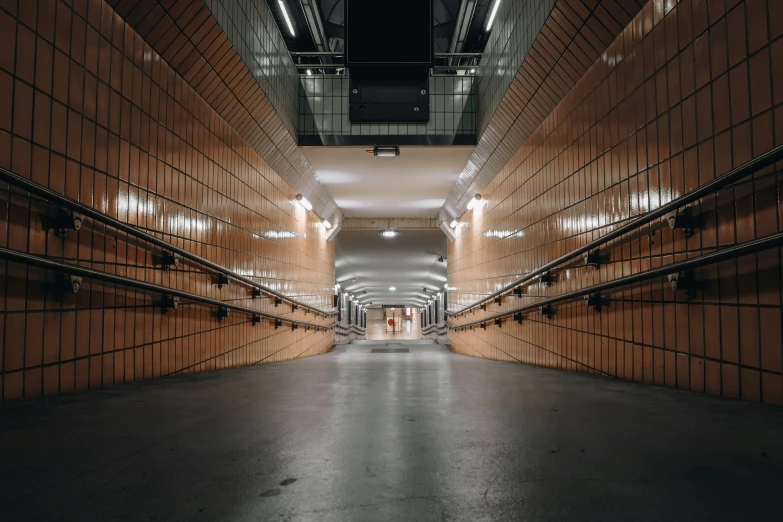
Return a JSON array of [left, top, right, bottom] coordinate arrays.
[[324, 21, 456, 42], [300, 0, 331, 54], [448, 0, 477, 66], [341, 217, 440, 230]]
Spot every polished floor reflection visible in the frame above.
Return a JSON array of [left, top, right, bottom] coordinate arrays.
[[2, 341, 783, 521]]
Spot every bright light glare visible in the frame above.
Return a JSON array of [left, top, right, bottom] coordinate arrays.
[[381, 229, 398, 238], [486, 0, 501, 31], [466, 194, 482, 211], [450, 219, 459, 228], [322, 219, 332, 229], [306, 69, 312, 76], [389, 287, 396, 291], [278, 0, 296, 36], [444, 283, 449, 288], [295, 194, 313, 211]]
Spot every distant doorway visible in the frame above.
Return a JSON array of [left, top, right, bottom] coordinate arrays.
[[366, 308, 422, 340]]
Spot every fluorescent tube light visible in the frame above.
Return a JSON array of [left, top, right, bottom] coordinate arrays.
[[486, 0, 501, 31], [278, 0, 296, 36]]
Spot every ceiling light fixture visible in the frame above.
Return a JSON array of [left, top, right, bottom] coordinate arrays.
[[486, 0, 501, 31], [306, 69, 312, 76], [322, 219, 332, 229], [444, 283, 449, 288], [389, 287, 396, 291], [466, 194, 483, 211], [372, 146, 400, 157], [380, 228, 398, 238], [295, 194, 313, 211], [278, 0, 296, 36]]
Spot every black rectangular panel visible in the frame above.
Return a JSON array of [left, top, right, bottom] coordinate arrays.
[[349, 75, 429, 123], [345, 0, 433, 65]]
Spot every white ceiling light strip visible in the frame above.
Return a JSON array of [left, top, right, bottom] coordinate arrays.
[[278, 0, 296, 36], [486, 0, 501, 31]]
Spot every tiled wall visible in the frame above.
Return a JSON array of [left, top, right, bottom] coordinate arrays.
[[444, 0, 647, 218], [299, 73, 476, 137], [103, 0, 340, 224], [448, 0, 783, 404], [477, 0, 556, 135], [0, 0, 335, 400], [202, 0, 298, 141]]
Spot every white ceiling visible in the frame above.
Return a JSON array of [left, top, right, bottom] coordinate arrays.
[[335, 230, 447, 306], [302, 146, 475, 218]]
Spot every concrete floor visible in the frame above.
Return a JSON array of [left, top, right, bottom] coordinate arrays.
[[2, 340, 783, 521]]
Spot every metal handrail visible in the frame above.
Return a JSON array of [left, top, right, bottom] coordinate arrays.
[[447, 145, 783, 316], [422, 323, 447, 334], [336, 323, 365, 332], [0, 247, 336, 330], [0, 167, 337, 317], [449, 231, 783, 330]]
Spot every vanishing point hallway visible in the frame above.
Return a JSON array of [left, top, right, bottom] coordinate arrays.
[[2, 0, 783, 519], [2, 340, 782, 521]]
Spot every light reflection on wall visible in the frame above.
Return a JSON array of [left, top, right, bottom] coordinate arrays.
[[167, 214, 211, 233], [261, 230, 299, 240], [483, 230, 524, 239]]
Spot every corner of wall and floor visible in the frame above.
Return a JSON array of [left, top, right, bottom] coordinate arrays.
[[447, 0, 783, 405], [0, 0, 336, 400]]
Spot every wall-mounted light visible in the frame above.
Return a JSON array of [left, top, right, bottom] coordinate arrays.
[[380, 228, 398, 238], [450, 219, 459, 228], [306, 69, 312, 76], [486, 0, 501, 31], [278, 0, 296, 36], [466, 194, 483, 211], [469, 68, 476, 74], [322, 219, 332, 229], [373, 146, 400, 157], [295, 194, 313, 211]]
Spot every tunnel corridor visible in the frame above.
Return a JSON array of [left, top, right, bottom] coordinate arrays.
[[2, 0, 783, 519]]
